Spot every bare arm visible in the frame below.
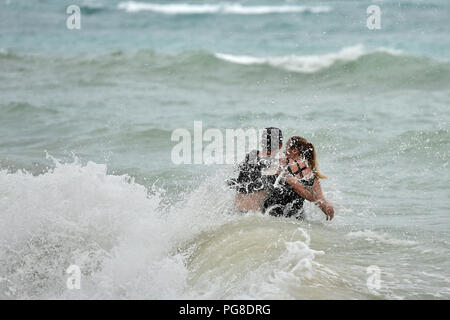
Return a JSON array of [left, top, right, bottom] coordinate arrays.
[[284, 175, 316, 201], [281, 159, 316, 201], [284, 175, 334, 220], [310, 178, 334, 220]]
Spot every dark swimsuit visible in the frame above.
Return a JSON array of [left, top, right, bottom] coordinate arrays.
[[263, 159, 314, 219], [227, 150, 265, 194], [228, 153, 314, 219]]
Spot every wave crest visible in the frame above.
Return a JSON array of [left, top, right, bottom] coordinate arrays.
[[215, 45, 403, 73], [117, 1, 332, 15]]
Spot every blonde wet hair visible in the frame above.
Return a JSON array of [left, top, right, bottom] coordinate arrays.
[[286, 136, 327, 179]]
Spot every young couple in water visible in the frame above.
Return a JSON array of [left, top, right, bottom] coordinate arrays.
[[230, 127, 334, 221]]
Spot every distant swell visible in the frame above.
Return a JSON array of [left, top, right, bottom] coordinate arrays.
[[117, 2, 332, 15], [215, 45, 403, 73], [2, 46, 449, 89]]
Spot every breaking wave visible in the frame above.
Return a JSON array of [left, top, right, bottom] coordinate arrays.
[[0, 157, 327, 299], [117, 1, 332, 15]]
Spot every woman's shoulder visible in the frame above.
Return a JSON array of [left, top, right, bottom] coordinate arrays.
[[289, 159, 314, 180]]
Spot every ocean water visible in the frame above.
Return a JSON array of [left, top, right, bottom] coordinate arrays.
[[0, 0, 449, 299]]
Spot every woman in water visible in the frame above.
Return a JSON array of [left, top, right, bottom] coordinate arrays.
[[263, 136, 334, 220]]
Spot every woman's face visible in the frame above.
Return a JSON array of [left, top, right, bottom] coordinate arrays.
[[286, 147, 298, 158]]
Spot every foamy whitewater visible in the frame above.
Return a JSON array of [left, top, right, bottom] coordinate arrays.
[[0, 0, 449, 299]]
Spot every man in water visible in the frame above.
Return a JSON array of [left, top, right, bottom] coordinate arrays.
[[229, 127, 284, 212]]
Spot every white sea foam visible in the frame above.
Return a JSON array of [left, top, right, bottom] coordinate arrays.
[[0, 157, 324, 299], [1, 156, 442, 299], [117, 1, 332, 15], [215, 45, 403, 73], [0, 154, 339, 299], [0, 157, 206, 299]]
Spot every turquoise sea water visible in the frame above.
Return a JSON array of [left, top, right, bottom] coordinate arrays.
[[0, 0, 449, 299]]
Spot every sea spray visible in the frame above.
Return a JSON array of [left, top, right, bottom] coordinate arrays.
[[0, 157, 327, 299]]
